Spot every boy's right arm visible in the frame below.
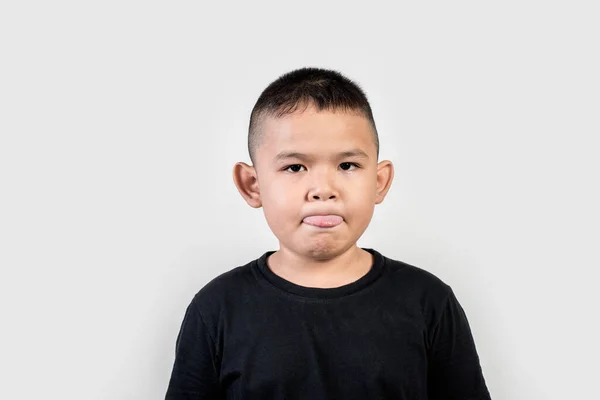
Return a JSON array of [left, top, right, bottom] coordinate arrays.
[[165, 298, 222, 399]]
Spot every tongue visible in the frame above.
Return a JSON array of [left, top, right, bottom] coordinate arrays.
[[303, 215, 343, 227]]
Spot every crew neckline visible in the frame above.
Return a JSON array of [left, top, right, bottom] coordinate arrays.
[[254, 248, 385, 299]]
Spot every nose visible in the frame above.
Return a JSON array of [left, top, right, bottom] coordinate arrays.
[[307, 170, 338, 201]]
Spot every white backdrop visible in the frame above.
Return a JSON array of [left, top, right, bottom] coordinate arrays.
[[1, 1, 598, 399]]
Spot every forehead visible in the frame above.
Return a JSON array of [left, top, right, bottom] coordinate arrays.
[[257, 106, 376, 160]]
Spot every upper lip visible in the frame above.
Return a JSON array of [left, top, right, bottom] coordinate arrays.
[[302, 212, 343, 219]]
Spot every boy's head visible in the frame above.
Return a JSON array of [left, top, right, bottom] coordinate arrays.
[[233, 67, 394, 260]]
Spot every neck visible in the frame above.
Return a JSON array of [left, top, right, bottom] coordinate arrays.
[[267, 244, 373, 289]]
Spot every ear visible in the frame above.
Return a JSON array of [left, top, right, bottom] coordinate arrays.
[[374, 160, 394, 205], [232, 162, 262, 208]]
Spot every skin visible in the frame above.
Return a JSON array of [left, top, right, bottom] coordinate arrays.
[[233, 103, 394, 288]]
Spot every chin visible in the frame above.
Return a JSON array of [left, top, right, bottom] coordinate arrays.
[[301, 240, 353, 261]]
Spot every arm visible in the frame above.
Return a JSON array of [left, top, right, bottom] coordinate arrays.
[[427, 287, 492, 400], [165, 298, 222, 399]]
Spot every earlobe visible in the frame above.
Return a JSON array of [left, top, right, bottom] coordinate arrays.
[[232, 162, 262, 208], [375, 160, 394, 205]]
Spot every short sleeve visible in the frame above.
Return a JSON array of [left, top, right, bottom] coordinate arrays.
[[427, 287, 492, 400], [165, 298, 222, 399]]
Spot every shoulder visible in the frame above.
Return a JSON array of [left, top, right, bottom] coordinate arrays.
[[375, 251, 455, 322], [375, 251, 463, 337], [382, 252, 451, 296], [189, 256, 259, 315]]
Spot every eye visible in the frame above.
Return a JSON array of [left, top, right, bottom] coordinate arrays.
[[283, 164, 306, 173], [340, 162, 360, 171]]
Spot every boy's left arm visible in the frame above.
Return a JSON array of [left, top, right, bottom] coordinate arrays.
[[427, 287, 492, 400]]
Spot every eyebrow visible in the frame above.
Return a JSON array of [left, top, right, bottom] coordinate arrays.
[[274, 149, 370, 163]]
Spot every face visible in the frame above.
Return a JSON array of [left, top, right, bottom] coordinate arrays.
[[238, 103, 392, 261]]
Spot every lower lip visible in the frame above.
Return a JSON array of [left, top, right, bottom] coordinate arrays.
[[302, 215, 343, 228]]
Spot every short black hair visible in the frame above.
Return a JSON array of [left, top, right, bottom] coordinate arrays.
[[248, 67, 379, 164]]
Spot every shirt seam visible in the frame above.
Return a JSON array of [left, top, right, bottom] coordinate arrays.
[[191, 296, 220, 375], [429, 283, 453, 348], [252, 256, 388, 304]]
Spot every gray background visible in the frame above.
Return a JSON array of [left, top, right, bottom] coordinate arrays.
[[1, 1, 598, 399]]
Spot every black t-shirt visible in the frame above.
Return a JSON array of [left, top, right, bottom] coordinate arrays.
[[165, 248, 491, 399]]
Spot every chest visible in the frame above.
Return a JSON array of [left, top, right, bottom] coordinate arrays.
[[218, 299, 429, 399]]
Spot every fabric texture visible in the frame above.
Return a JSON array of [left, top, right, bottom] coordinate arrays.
[[165, 248, 491, 399]]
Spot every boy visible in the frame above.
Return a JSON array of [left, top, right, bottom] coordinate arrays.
[[165, 67, 491, 399]]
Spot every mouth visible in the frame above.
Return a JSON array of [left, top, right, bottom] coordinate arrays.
[[302, 215, 343, 228]]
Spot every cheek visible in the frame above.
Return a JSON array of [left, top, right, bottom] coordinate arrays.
[[345, 178, 377, 217], [348, 192, 375, 216], [265, 182, 296, 206], [261, 182, 299, 222], [348, 175, 377, 199]]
